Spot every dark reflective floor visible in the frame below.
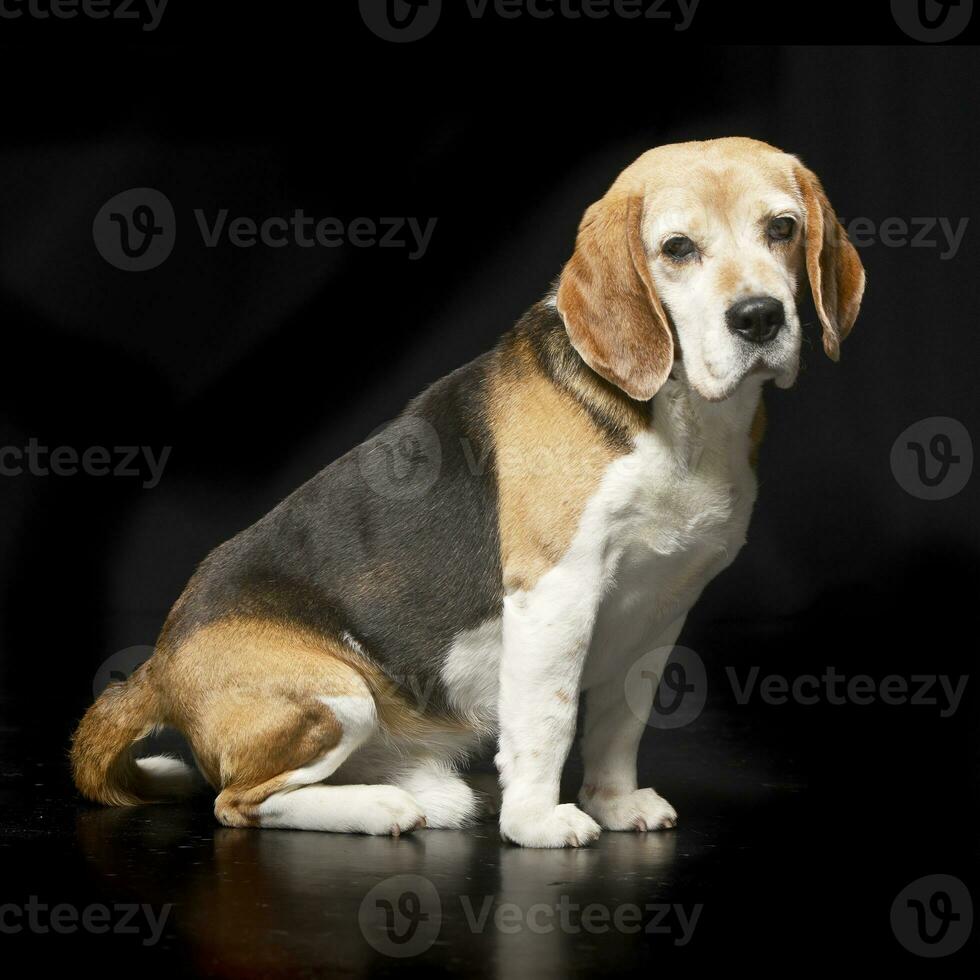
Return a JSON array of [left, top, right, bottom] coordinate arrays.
[[5, 677, 977, 978], [5, 604, 980, 977]]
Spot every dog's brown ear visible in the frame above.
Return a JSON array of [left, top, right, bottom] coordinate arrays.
[[795, 164, 866, 361], [556, 194, 673, 402]]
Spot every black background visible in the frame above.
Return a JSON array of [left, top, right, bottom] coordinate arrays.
[[1, 1, 978, 974]]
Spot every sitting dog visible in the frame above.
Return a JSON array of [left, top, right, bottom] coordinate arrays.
[[72, 137, 864, 847]]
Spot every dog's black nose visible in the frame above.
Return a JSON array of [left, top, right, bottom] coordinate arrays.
[[726, 297, 785, 344]]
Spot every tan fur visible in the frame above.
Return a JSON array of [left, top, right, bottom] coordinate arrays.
[[715, 259, 744, 298], [71, 662, 162, 806], [72, 615, 469, 818], [612, 138, 801, 204], [488, 336, 626, 593], [527, 311, 653, 444], [795, 163, 866, 359], [557, 194, 674, 402], [154, 621, 352, 811]]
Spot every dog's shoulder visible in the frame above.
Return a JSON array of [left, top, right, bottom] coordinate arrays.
[[485, 302, 650, 593]]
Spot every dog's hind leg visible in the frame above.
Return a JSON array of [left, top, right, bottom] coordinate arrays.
[[211, 687, 428, 836], [160, 619, 428, 836]]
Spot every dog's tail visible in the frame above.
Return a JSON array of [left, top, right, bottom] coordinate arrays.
[[70, 663, 197, 806]]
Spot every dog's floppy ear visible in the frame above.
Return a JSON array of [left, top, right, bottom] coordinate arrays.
[[795, 163, 866, 361], [556, 193, 674, 402]]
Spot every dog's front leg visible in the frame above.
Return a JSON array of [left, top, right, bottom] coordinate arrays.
[[577, 618, 684, 832], [496, 586, 601, 848]]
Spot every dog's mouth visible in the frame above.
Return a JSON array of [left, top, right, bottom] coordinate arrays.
[[668, 306, 803, 403], [689, 348, 800, 403]]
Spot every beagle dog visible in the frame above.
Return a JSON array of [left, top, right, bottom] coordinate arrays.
[[71, 137, 865, 847]]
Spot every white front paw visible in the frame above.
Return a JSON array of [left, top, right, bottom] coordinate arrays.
[[500, 802, 601, 848], [580, 788, 677, 832]]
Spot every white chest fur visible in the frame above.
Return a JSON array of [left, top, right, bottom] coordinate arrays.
[[441, 376, 763, 728], [582, 377, 761, 686]]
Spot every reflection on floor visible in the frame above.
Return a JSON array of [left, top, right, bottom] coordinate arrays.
[[1, 685, 975, 975]]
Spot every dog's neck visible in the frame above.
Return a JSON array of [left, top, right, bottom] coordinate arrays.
[[520, 300, 764, 458], [653, 364, 765, 470], [521, 301, 653, 448]]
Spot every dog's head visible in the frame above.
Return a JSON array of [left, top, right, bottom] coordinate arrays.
[[557, 137, 866, 402]]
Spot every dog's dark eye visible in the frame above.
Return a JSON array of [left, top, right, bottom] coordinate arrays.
[[663, 236, 697, 260], [768, 216, 797, 242]]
